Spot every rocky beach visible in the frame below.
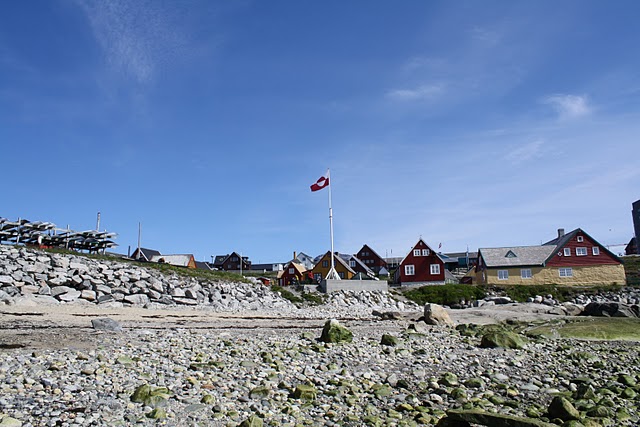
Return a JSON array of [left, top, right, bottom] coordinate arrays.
[[1, 246, 639, 426]]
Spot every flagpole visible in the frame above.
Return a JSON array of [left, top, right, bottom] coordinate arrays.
[[327, 169, 339, 280]]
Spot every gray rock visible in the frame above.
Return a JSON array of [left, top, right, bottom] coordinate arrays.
[[424, 303, 454, 327], [91, 318, 123, 332]]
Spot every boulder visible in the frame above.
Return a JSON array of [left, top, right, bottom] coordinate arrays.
[[91, 318, 123, 332], [547, 396, 580, 421], [480, 330, 527, 349], [436, 409, 557, 426], [320, 319, 353, 343], [424, 303, 454, 327], [582, 302, 639, 318]]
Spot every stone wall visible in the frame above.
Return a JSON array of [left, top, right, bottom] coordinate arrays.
[[321, 279, 388, 293], [0, 245, 294, 311]]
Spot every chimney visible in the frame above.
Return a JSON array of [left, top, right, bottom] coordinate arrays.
[[557, 228, 565, 238], [293, 251, 297, 260]]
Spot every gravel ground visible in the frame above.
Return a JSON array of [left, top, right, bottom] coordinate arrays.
[[1, 303, 639, 426]]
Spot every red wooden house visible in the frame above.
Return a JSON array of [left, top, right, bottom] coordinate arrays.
[[394, 238, 447, 286], [278, 261, 308, 286], [355, 244, 388, 274], [476, 228, 626, 285]]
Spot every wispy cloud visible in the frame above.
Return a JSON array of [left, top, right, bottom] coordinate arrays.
[[75, 0, 192, 84], [543, 94, 591, 120], [386, 83, 445, 101], [503, 139, 545, 165]]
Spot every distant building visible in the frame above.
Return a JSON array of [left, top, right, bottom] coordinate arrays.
[[626, 237, 638, 256], [355, 244, 388, 274], [150, 254, 197, 269], [633, 200, 640, 255], [131, 247, 161, 262], [394, 239, 452, 286], [213, 252, 251, 271]]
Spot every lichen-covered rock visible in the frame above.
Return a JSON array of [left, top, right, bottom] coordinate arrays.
[[480, 330, 527, 349], [436, 409, 557, 426], [239, 415, 263, 427], [293, 384, 317, 400], [380, 334, 399, 346], [547, 396, 581, 421], [130, 384, 171, 407], [320, 319, 353, 343]]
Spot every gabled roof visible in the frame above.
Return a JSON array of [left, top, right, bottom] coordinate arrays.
[[213, 255, 228, 265], [357, 244, 384, 260], [133, 247, 161, 262], [542, 228, 621, 263], [195, 261, 212, 270], [478, 246, 556, 267], [150, 254, 194, 267], [339, 253, 375, 276], [316, 251, 356, 274], [398, 238, 446, 266], [284, 261, 307, 275]]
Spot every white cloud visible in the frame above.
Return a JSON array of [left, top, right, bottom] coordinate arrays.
[[386, 83, 445, 101], [76, 0, 191, 84], [543, 94, 591, 120]]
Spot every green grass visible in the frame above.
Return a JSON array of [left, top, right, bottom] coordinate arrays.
[[271, 286, 327, 306], [403, 284, 485, 306], [527, 318, 640, 341]]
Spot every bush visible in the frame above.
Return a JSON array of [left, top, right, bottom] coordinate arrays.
[[271, 286, 302, 304], [403, 284, 485, 306]]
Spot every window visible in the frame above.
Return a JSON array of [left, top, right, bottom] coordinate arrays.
[[349, 260, 356, 267], [405, 265, 415, 276], [498, 270, 509, 280], [521, 269, 532, 279], [339, 272, 345, 279], [288, 268, 294, 274], [413, 249, 421, 257], [559, 267, 573, 277], [592, 247, 600, 255], [322, 260, 329, 268], [576, 247, 587, 256], [563, 248, 571, 256], [430, 264, 440, 275], [314, 273, 322, 282], [577, 236, 584, 242], [422, 249, 430, 256], [231, 256, 238, 261]]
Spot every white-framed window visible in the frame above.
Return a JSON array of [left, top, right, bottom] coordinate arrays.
[[322, 260, 329, 267], [498, 270, 509, 280], [559, 267, 573, 277], [405, 265, 415, 276], [592, 247, 600, 255], [563, 248, 571, 256], [422, 249, 430, 256], [339, 272, 345, 279], [288, 268, 294, 274], [521, 269, 532, 279], [314, 273, 322, 282], [430, 264, 440, 275], [577, 236, 584, 242], [413, 249, 421, 257], [576, 247, 587, 256], [349, 260, 356, 267]]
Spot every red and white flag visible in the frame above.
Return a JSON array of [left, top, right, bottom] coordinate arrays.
[[310, 170, 330, 192]]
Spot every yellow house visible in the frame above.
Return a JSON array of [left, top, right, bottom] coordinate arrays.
[[311, 252, 356, 282]]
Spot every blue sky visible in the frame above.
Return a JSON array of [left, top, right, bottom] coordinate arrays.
[[1, 0, 639, 263]]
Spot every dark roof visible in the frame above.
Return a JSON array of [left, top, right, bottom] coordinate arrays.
[[195, 261, 212, 270], [133, 247, 161, 262]]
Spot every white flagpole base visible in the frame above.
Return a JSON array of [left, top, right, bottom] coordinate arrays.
[[325, 267, 340, 280]]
